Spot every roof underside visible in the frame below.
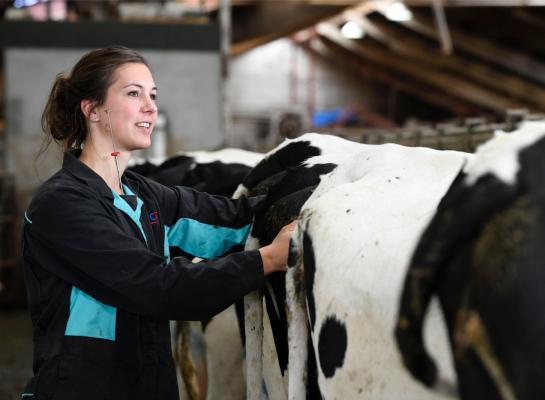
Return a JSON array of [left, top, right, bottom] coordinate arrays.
[[228, 1, 545, 125]]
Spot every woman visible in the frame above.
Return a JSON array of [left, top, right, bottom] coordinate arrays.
[[22, 46, 294, 400]]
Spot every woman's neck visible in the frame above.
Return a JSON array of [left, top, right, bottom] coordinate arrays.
[[79, 143, 130, 195]]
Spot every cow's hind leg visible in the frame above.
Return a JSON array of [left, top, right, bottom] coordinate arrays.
[[174, 321, 202, 400]]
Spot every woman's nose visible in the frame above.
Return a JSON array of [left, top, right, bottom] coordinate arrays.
[[143, 95, 157, 113]]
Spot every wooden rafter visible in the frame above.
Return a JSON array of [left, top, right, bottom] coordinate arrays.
[[230, 4, 343, 55], [344, 14, 545, 109], [316, 22, 528, 112], [305, 36, 477, 116], [395, 11, 545, 85]]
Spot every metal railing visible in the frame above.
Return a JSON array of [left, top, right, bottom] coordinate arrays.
[[320, 109, 545, 153]]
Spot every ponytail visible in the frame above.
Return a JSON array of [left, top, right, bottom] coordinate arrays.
[[41, 73, 87, 150]]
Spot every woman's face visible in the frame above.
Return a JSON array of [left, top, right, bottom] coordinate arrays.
[[99, 62, 158, 151]]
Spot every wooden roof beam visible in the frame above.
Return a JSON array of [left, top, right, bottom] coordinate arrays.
[[345, 14, 545, 108], [230, 3, 343, 55], [306, 37, 477, 116], [316, 22, 528, 112], [393, 10, 545, 85]]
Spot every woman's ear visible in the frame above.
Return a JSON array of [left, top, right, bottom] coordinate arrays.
[[81, 99, 100, 122]]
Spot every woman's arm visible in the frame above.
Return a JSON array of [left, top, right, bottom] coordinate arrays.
[[148, 179, 263, 259], [24, 186, 265, 321]]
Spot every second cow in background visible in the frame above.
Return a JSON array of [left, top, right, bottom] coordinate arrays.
[[396, 120, 545, 400], [129, 147, 263, 400]]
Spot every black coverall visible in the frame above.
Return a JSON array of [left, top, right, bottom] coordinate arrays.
[[21, 150, 264, 400]]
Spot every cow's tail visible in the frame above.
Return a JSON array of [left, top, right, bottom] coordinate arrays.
[[394, 197, 456, 388], [243, 232, 265, 400], [395, 264, 439, 388], [286, 222, 308, 400], [395, 169, 519, 389], [233, 182, 265, 399], [244, 289, 265, 400], [394, 172, 469, 389]]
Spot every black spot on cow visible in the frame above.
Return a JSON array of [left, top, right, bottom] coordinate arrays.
[[264, 272, 289, 372], [259, 185, 317, 245], [127, 160, 159, 177], [241, 141, 321, 189], [307, 331, 322, 400], [318, 316, 347, 378], [146, 155, 195, 186], [518, 135, 545, 191], [303, 232, 317, 330], [247, 163, 336, 249]]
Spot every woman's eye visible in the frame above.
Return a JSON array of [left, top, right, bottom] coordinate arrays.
[[128, 91, 139, 97], [151, 93, 157, 101]]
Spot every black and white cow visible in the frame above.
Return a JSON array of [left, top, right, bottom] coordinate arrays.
[[129, 148, 263, 196], [396, 120, 545, 400], [235, 133, 472, 399]]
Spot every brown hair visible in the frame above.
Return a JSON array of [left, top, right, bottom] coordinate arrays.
[[41, 45, 150, 151]]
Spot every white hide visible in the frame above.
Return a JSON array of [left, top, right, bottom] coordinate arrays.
[[288, 144, 472, 399], [464, 120, 545, 186]]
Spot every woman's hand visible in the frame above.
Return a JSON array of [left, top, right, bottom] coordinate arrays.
[[259, 220, 297, 275]]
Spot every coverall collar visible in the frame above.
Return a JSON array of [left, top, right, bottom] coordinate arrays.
[[62, 149, 140, 200]]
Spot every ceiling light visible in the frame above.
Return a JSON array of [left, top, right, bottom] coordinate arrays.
[[14, 0, 41, 8], [341, 21, 365, 39], [385, 2, 413, 22]]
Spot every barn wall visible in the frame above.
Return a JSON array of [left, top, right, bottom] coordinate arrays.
[[228, 37, 385, 150]]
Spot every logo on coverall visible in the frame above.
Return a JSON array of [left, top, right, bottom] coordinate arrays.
[[149, 211, 159, 225]]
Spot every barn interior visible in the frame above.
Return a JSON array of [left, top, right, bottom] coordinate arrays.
[[1, 1, 545, 399]]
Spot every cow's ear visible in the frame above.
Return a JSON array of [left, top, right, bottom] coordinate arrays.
[[81, 99, 99, 122]]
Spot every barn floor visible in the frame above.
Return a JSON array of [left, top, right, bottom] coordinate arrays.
[[0, 310, 33, 400]]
